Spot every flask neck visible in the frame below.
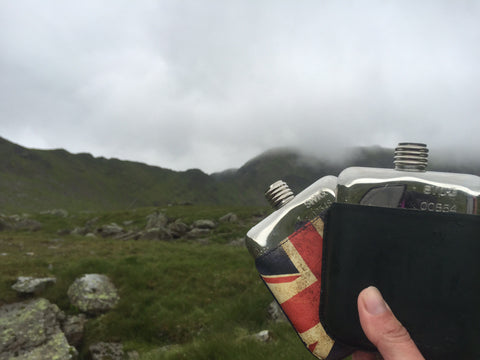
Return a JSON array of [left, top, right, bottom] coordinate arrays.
[[394, 143, 429, 172], [265, 180, 294, 209]]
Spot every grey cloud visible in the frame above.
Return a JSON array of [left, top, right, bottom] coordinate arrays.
[[1, 1, 479, 173]]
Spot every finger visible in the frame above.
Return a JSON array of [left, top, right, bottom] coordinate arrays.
[[357, 286, 425, 360]]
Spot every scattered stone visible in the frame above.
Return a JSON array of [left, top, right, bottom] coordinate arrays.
[[71, 227, 88, 236], [267, 301, 288, 323], [13, 218, 42, 231], [8, 214, 22, 222], [187, 228, 211, 239], [167, 220, 189, 238], [89, 342, 124, 360], [0, 253, 7, 256], [192, 219, 216, 229], [145, 212, 168, 230], [85, 232, 97, 238], [67, 274, 119, 315], [62, 314, 87, 347], [11, 276, 56, 295], [0, 298, 77, 359], [219, 212, 238, 223], [253, 330, 271, 342], [85, 217, 99, 230], [139, 227, 173, 241], [97, 223, 124, 238], [25, 252, 35, 256]]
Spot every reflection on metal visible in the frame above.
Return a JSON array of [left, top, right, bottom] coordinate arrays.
[[246, 176, 337, 258], [338, 143, 480, 214]]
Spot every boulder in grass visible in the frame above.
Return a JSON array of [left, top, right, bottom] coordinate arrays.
[[0, 298, 77, 359], [89, 342, 124, 360], [67, 274, 119, 315], [145, 212, 168, 230], [219, 212, 238, 223], [192, 219, 216, 229], [97, 223, 123, 238], [11, 276, 56, 295]]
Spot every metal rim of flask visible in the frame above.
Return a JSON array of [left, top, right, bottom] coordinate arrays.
[[394, 142, 429, 172], [265, 180, 295, 209]]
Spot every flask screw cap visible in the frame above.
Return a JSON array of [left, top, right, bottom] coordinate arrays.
[[265, 180, 295, 209], [394, 143, 429, 172]]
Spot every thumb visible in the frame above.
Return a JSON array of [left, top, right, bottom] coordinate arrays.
[[357, 287, 425, 360]]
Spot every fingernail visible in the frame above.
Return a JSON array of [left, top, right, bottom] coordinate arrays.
[[363, 286, 388, 315]]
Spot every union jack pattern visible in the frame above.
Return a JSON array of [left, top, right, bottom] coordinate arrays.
[[255, 216, 334, 359]]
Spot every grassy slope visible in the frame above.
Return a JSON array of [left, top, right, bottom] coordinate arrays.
[[0, 205, 324, 360], [0, 137, 228, 212], [2, 137, 479, 213]]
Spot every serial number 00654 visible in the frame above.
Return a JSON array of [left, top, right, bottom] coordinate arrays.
[[419, 201, 457, 213]]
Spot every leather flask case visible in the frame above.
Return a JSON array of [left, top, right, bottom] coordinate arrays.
[[319, 203, 480, 360]]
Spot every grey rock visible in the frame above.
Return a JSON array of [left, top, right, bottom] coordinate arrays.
[[85, 217, 99, 230], [192, 219, 216, 229], [253, 330, 271, 342], [89, 342, 124, 360], [219, 212, 238, 223], [145, 212, 168, 230], [97, 223, 124, 238], [62, 314, 87, 347], [187, 228, 211, 239], [139, 227, 173, 241], [267, 301, 288, 323], [67, 274, 119, 315], [11, 276, 56, 295], [167, 220, 189, 238], [0, 298, 77, 359], [13, 218, 42, 231], [71, 227, 88, 236]]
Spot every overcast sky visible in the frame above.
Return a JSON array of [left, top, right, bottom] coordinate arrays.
[[1, 1, 479, 173]]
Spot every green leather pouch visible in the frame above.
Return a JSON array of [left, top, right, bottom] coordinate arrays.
[[319, 203, 480, 360]]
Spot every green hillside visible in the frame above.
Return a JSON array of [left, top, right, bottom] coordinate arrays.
[[1, 137, 479, 213]]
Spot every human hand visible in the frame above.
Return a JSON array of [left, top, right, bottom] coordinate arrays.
[[352, 286, 425, 360]]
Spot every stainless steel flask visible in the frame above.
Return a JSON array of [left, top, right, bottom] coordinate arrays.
[[337, 143, 480, 214]]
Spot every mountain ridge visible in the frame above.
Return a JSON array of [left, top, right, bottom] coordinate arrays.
[[0, 136, 478, 212]]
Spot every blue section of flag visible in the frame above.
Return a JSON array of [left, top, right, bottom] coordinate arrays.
[[255, 243, 299, 276]]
